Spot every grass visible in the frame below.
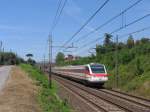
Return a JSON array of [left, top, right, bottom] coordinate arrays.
[[20, 64, 72, 112]]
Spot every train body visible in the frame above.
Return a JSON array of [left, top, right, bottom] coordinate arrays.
[[53, 63, 109, 85]]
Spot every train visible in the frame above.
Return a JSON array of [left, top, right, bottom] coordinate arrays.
[[53, 63, 109, 86]]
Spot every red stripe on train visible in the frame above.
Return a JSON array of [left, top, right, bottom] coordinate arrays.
[[89, 73, 108, 76]]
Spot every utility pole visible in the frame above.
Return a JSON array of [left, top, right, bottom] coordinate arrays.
[[0, 41, 2, 65], [0, 41, 2, 52], [115, 35, 119, 88], [48, 35, 52, 88], [46, 35, 77, 88], [43, 54, 45, 72]]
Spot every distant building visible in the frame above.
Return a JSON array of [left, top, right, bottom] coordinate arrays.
[[74, 56, 80, 60], [65, 54, 80, 61]]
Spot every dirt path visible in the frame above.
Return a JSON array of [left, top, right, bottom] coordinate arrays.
[[0, 66, 42, 112]]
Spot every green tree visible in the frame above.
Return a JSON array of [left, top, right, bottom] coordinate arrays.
[[127, 35, 134, 48], [96, 45, 106, 55], [26, 53, 33, 58], [118, 42, 125, 50], [0, 52, 24, 65], [135, 58, 144, 75], [140, 38, 150, 44], [26, 53, 35, 65], [104, 33, 113, 46], [135, 40, 140, 46], [27, 58, 36, 66], [56, 52, 65, 65]]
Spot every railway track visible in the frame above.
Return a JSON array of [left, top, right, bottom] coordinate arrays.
[[53, 73, 150, 112], [54, 75, 125, 112], [99, 89, 150, 108]]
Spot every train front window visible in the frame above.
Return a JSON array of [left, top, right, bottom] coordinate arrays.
[[90, 65, 105, 73], [85, 66, 89, 72]]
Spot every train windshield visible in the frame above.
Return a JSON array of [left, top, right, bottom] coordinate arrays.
[[90, 65, 105, 73]]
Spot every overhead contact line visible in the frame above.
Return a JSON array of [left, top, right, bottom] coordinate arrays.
[[61, 0, 110, 49]]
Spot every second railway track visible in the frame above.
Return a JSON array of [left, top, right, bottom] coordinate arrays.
[[99, 89, 150, 108], [53, 73, 150, 112]]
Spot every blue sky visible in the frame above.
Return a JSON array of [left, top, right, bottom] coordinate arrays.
[[0, 0, 150, 61]]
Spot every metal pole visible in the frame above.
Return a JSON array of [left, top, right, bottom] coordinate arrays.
[[115, 35, 119, 88], [0, 41, 2, 52], [48, 35, 52, 88], [0, 41, 2, 65], [50, 35, 53, 87], [43, 54, 45, 72]]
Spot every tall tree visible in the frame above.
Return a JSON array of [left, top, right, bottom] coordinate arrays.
[[56, 52, 65, 65], [26, 53, 33, 58], [26, 53, 35, 65], [104, 33, 113, 46], [0, 52, 24, 65], [140, 38, 150, 44], [127, 35, 134, 48]]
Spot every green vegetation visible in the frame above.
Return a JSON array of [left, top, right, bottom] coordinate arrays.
[[56, 36, 150, 98], [20, 64, 71, 112], [26, 53, 36, 65], [56, 52, 65, 66], [0, 52, 24, 65], [0, 52, 36, 66]]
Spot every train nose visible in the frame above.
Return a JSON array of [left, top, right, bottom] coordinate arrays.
[[92, 73, 107, 77]]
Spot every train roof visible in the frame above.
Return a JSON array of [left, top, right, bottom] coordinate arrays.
[[89, 63, 104, 66], [55, 65, 85, 69], [54, 63, 105, 69]]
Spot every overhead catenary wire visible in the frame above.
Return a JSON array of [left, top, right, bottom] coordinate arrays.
[[75, 13, 150, 53], [50, 0, 63, 32], [50, 0, 68, 33], [48, 0, 68, 65], [110, 13, 150, 34], [63, 0, 144, 55], [74, 0, 144, 43], [76, 26, 150, 55], [61, 0, 110, 48], [50, 0, 62, 31], [120, 26, 150, 38], [118, 26, 150, 41]]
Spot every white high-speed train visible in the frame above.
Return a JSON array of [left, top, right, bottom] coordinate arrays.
[[53, 63, 109, 85]]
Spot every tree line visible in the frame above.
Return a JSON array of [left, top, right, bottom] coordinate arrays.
[[0, 52, 36, 65], [0, 52, 24, 65], [55, 34, 150, 97], [56, 34, 150, 68]]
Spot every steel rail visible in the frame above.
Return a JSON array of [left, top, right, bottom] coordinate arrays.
[[52, 72, 150, 112]]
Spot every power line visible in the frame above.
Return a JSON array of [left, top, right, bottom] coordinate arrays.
[[50, 0, 63, 32], [46, 0, 68, 77], [74, 0, 144, 43], [50, 0, 68, 33], [75, 13, 150, 53], [110, 13, 150, 34], [61, 0, 110, 48], [76, 25, 150, 55], [52, 0, 68, 32], [119, 26, 150, 40]]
